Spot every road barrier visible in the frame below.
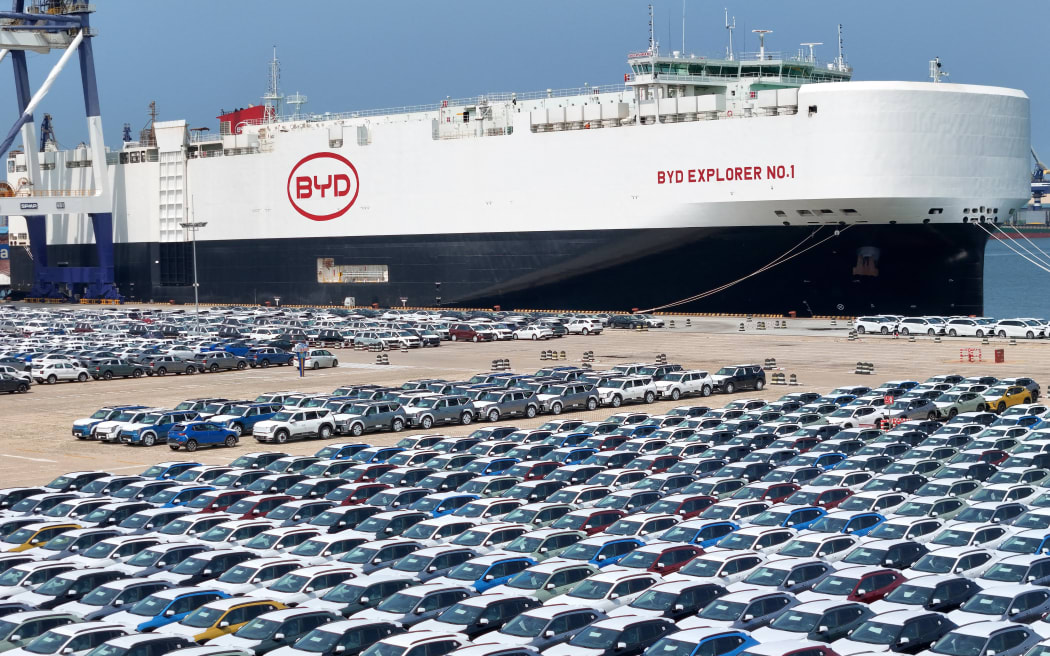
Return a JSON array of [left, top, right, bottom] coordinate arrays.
[[789, 373, 800, 386], [763, 358, 777, 370], [960, 348, 983, 363], [771, 372, 787, 385], [400, 343, 408, 353], [655, 353, 667, 365], [582, 351, 595, 363], [854, 362, 875, 375], [685, 318, 691, 327], [934, 336, 942, 343], [491, 358, 511, 371], [669, 320, 675, 328], [847, 330, 858, 342], [879, 417, 905, 430], [757, 321, 767, 330], [982, 336, 990, 345], [375, 353, 390, 366], [738, 323, 745, 332], [908, 335, 917, 343], [1010, 337, 1018, 346]]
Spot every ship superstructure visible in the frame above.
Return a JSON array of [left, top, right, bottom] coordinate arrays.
[[3, 13, 1032, 315]]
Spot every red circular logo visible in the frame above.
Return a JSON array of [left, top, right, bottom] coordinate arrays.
[[287, 152, 360, 221]]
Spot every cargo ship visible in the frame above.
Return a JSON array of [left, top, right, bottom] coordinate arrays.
[[4, 22, 1031, 315]]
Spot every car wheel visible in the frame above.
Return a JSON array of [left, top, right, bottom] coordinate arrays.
[[723, 382, 736, 394], [667, 388, 681, 401], [143, 433, 157, 447], [451, 335, 457, 342], [209, 364, 219, 372], [755, 379, 765, 391], [461, 412, 473, 425], [948, 408, 958, 419], [275, 430, 290, 444], [999, 330, 1007, 338], [230, 423, 244, 436], [586, 397, 598, 410], [472, 335, 479, 343], [319, 425, 333, 439], [856, 325, 866, 334], [261, 359, 271, 368], [701, 385, 712, 397], [47, 374, 57, 384], [927, 411, 938, 420], [998, 402, 1006, 413], [102, 370, 113, 380], [977, 403, 986, 412], [582, 328, 590, 335], [185, 440, 198, 452], [132, 369, 143, 378], [531, 334, 538, 341], [949, 329, 958, 337], [525, 405, 538, 418], [77, 372, 88, 382], [158, 367, 168, 376], [488, 409, 500, 422], [187, 365, 198, 374], [1028, 331, 1035, 339], [224, 435, 237, 448], [169, 444, 180, 451], [610, 395, 622, 408], [312, 362, 320, 370], [391, 419, 405, 432], [901, 328, 910, 336], [881, 326, 889, 334], [16, 383, 27, 393], [928, 329, 935, 336], [237, 361, 247, 369], [332, 359, 338, 367], [350, 423, 364, 437], [551, 402, 563, 415], [421, 416, 434, 429], [644, 391, 656, 404]]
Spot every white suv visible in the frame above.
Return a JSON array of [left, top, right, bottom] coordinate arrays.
[[33, 361, 90, 384], [654, 370, 714, 400], [597, 376, 657, 407], [565, 319, 603, 335], [253, 408, 336, 443], [994, 319, 1045, 339]]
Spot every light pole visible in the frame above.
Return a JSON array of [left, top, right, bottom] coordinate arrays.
[[180, 220, 208, 330]]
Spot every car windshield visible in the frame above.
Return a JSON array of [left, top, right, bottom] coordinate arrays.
[[437, 601, 485, 625], [376, 591, 423, 614], [568, 579, 613, 600], [981, 562, 1028, 583], [244, 532, 282, 549], [849, 621, 901, 645], [272, 411, 294, 421], [811, 574, 859, 596], [912, 554, 956, 573], [33, 574, 76, 597], [999, 536, 1044, 553], [777, 539, 821, 557], [218, 564, 260, 584], [181, 604, 228, 628], [744, 566, 790, 586], [769, 610, 822, 633], [159, 519, 199, 535], [930, 633, 989, 656], [340, 546, 379, 565], [698, 599, 746, 620], [894, 501, 933, 516], [571, 626, 621, 649], [128, 592, 173, 617], [198, 525, 235, 542], [959, 592, 1012, 615], [125, 547, 167, 568], [809, 516, 849, 532], [500, 612, 549, 637], [81, 541, 117, 558], [236, 617, 282, 640], [884, 582, 933, 605], [932, 529, 975, 547], [506, 570, 549, 590], [22, 630, 72, 655]]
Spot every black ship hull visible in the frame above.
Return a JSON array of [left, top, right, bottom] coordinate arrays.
[[12, 223, 988, 316]]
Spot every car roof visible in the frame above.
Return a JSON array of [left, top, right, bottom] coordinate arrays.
[[950, 620, 1023, 637]]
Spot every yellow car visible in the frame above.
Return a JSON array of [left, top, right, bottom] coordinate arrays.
[[161, 597, 287, 643], [981, 385, 1032, 413], [0, 522, 80, 552]]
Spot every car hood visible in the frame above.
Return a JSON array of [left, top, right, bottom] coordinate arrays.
[[350, 607, 406, 623], [946, 610, 1003, 625], [208, 634, 258, 649], [606, 606, 663, 619], [210, 414, 240, 423], [106, 609, 145, 629], [795, 590, 845, 603], [72, 418, 97, 427], [750, 627, 806, 644], [93, 420, 127, 431], [297, 597, 344, 613], [543, 644, 604, 656], [120, 422, 150, 432], [154, 622, 202, 639], [830, 638, 893, 655]]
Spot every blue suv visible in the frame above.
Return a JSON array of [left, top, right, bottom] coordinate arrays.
[[120, 410, 199, 446]]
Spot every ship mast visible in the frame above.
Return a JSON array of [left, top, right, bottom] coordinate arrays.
[[724, 8, 735, 61], [263, 46, 283, 122]]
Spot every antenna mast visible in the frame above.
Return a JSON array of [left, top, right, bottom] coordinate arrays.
[[681, 0, 686, 54], [929, 56, 949, 83], [753, 29, 772, 60], [836, 24, 847, 71], [724, 8, 735, 61], [263, 46, 284, 122], [800, 42, 822, 63], [647, 3, 656, 55]]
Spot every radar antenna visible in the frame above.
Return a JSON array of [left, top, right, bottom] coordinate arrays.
[[287, 92, 308, 120], [752, 29, 772, 60], [929, 56, 949, 83], [724, 8, 735, 61], [800, 42, 822, 63]]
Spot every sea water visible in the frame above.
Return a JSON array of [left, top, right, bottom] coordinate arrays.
[[984, 238, 1050, 317]]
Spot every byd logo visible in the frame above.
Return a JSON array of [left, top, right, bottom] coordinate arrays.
[[287, 152, 360, 221]]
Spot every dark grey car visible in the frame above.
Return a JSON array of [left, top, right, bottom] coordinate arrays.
[[406, 396, 475, 429], [473, 390, 539, 422], [536, 383, 600, 415]]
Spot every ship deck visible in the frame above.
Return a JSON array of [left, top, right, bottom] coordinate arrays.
[[2, 306, 1046, 486]]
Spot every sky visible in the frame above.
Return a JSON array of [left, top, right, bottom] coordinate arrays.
[[2, 0, 1049, 161]]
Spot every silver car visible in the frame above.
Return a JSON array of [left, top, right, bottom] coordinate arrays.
[[303, 349, 338, 370]]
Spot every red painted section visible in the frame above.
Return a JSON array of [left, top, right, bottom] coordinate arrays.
[[217, 106, 267, 134], [990, 231, 1050, 240]]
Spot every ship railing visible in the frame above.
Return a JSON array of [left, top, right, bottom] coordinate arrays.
[[14, 188, 97, 197]]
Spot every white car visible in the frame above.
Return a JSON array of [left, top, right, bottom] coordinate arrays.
[[303, 349, 338, 369], [542, 570, 657, 611], [654, 370, 714, 400], [32, 361, 89, 384], [944, 318, 993, 337], [252, 409, 336, 443], [853, 316, 897, 335], [93, 408, 160, 443], [823, 405, 885, 428], [597, 376, 657, 407], [513, 326, 553, 341], [994, 319, 1045, 339], [565, 319, 602, 335]]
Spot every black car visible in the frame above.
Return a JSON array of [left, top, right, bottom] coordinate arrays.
[[844, 610, 955, 654], [712, 364, 767, 393], [0, 373, 29, 393], [609, 315, 646, 329]]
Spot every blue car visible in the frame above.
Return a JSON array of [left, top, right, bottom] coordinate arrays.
[[313, 443, 370, 460], [139, 461, 202, 480], [749, 505, 826, 530], [411, 492, 480, 518], [148, 484, 216, 508], [558, 536, 645, 567], [71, 404, 148, 439], [119, 410, 200, 446], [998, 529, 1050, 555], [807, 510, 885, 536], [245, 347, 295, 367], [658, 520, 740, 548], [167, 421, 239, 452], [444, 554, 537, 592], [543, 432, 590, 448], [648, 627, 757, 656], [550, 447, 598, 465], [463, 457, 520, 477], [117, 587, 229, 631], [991, 414, 1044, 429], [786, 452, 846, 470]]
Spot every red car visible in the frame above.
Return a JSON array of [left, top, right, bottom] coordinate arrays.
[[448, 323, 494, 342], [551, 508, 625, 535], [224, 493, 293, 519], [824, 565, 906, 603], [617, 543, 703, 575], [625, 455, 681, 474], [341, 463, 397, 483], [326, 482, 390, 506], [507, 460, 561, 481], [190, 489, 255, 514], [647, 494, 718, 519], [785, 486, 854, 509]]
